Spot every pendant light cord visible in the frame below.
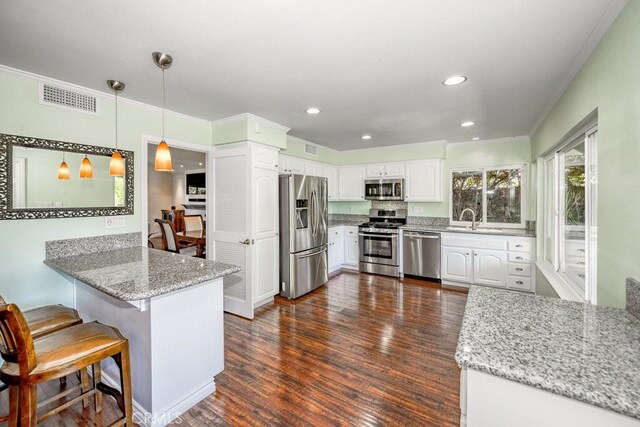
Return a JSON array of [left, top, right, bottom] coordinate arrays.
[[115, 90, 119, 151], [162, 68, 166, 140]]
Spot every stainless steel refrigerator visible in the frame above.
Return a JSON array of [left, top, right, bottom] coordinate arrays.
[[279, 174, 328, 299]]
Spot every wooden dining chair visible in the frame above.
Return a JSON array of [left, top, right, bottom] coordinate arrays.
[[0, 303, 133, 426], [182, 214, 204, 232], [155, 218, 197, 255]]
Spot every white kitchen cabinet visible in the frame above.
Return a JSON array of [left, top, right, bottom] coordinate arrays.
[[442, 247, 473, 283], [344, 236, 360, 267], [278, 154, 305, 174], [441, 233, 535, 292], [328, 227, 345, 272], [305, 161, 325, 177], [472, 249, 507, 288], [404, 160, 441, 202], [214, 143, 280, 319], [326, 166, 338, 201], [365, 163, 405, 178], [338, 166, 366, 201]]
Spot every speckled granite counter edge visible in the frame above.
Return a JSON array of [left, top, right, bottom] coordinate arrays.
[[44, 248, 241, 301], [627, 277, 640, 320], [46, 232, 142, 259], [455, 286, 640, 421]]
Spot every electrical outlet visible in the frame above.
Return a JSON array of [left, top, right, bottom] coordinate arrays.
[[105, 216, 125, 229], [413, 206, 424, 214]]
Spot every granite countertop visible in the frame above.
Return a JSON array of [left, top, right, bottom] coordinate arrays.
[[45, 247, 241, 301], [328, 220, 363, 227], [456, 286, 640, 420], [401, 224, 536, 238]]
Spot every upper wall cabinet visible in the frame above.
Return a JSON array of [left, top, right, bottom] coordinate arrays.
[[326, 166, 338, 201], [404, 160, 441, 202], [365, 163, 405, 178], [278, 155, 305, 174], [338, 166, 365, 201]]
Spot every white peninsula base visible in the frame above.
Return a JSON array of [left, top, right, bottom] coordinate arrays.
[[73, 278, 224, 427]]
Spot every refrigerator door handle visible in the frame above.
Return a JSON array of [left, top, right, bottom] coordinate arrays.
[[298, 247, 327, 259]]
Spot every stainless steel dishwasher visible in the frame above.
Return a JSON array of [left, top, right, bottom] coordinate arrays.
[[403, 231, 441, 279]]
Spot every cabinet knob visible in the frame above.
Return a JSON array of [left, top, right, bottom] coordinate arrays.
[[516, 256, 523, 260], [516, 244, 523, 248], [466, 253, 470, 256], [516, 281, 524, 285], [516, 268, 523, 271]]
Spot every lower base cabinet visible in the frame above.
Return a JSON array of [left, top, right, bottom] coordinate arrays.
[[441, 233, 535, 292], [329, 226, 359, 272]]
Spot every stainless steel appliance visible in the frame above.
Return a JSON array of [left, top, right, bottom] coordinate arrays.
[[359, 209, 407, 277], [279, 174, 328, 299], [403, 231, 441, 280], [364, 179, 404, 201]]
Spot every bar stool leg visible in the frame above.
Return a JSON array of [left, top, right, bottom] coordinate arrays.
[[93, 362, 103, 413], [8, 385, 19, 427], [119, 343, 133, 426], [80, 367, 91, 408], [19, 384, 37, 427]]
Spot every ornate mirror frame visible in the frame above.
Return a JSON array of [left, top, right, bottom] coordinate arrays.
[[0, 133, 134, 220]]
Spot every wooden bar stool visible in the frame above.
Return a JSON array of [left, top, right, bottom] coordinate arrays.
[[0, 296, 83, 413], [0, 303, 133, 426]]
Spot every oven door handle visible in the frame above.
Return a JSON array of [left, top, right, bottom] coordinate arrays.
[[359, 232, 398, 238]]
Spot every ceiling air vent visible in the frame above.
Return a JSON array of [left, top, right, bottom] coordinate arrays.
[[304, 143, 317, 155], [39, 83, 98, 115]]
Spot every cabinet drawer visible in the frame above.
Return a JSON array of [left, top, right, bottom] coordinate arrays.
[[344, 226, 358, 237], [329, 227, 344, 238], [507, 239, 532, 253], [508, 262, 531, 277], [508, 252, 531, 263], [507, 276, 531, 291]]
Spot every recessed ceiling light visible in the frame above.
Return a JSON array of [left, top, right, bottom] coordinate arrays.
[[472, 137, 480, 141], [361, 135, 372, 140], [460, 121, 475, 127], [306, 107, 321, 114], [180, 164, 184, 168], [198, 162, 203, 166], [443, 75, 467, 86]]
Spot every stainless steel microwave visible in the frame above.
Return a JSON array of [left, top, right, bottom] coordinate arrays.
[[364, 179, 404, 201]]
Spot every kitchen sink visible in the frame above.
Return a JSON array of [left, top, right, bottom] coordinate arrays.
[[446, 226, 504, 233]]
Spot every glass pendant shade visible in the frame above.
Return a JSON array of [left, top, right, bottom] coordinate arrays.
[[79, 155, 93, 178], [154, 140, 172, 171], [110, 151, 125, 176], [58, 161, 70, 180]]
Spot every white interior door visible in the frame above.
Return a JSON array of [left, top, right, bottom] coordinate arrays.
[[213, 147, 254, 319]]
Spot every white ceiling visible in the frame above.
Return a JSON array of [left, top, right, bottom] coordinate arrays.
[[0, 0, 625, 150]]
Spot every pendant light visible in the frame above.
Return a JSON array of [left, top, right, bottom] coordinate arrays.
[[152, 52, 173, 171], [57, 153, 70, 180], [107, 80, 126, 176], [79, 155, 93, 178]]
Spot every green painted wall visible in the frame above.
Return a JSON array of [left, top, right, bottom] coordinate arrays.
[[0, 71, 212, 309], [281, 135, 337, 164], [531, 2, 640, 308], [212, 114, 288, 148]]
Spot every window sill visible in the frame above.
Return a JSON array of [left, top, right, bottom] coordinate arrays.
[[535, 261, 585, 303]]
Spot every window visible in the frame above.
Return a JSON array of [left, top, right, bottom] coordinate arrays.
[[450, 165, 525, 228], [114, 176, 125, 207], [542, 124, 597, 303]]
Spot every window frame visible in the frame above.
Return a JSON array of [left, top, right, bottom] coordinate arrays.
[[449, 164, 527, 229], [539, 122, 597, 304]]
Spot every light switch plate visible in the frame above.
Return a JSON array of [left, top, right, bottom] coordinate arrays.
[[105, 216, 125, 228]]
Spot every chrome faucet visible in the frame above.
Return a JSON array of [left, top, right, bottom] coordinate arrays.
[[459, 208, 477, 230]]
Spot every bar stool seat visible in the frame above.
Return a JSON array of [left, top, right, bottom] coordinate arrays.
[[24, 304, 83, 339], [0, 304, 133, 426]]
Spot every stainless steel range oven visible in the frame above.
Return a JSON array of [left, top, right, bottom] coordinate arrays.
[[358, 209, 407, 277]]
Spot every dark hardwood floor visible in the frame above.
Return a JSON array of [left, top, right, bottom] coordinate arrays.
[[2, 272, 467, 426]]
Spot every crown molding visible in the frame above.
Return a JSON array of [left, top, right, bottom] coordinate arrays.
[[0, 63, 212, 127], [528, 0, 627, 137], [211, 112, 291, 133]]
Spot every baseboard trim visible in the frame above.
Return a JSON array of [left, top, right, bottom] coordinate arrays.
[[101, 371, 216, 427]]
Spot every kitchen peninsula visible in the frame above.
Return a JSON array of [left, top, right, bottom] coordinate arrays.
[[44, 232, 241, 427]]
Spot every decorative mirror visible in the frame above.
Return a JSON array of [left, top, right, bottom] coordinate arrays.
[[0, 133, 134, 219]]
